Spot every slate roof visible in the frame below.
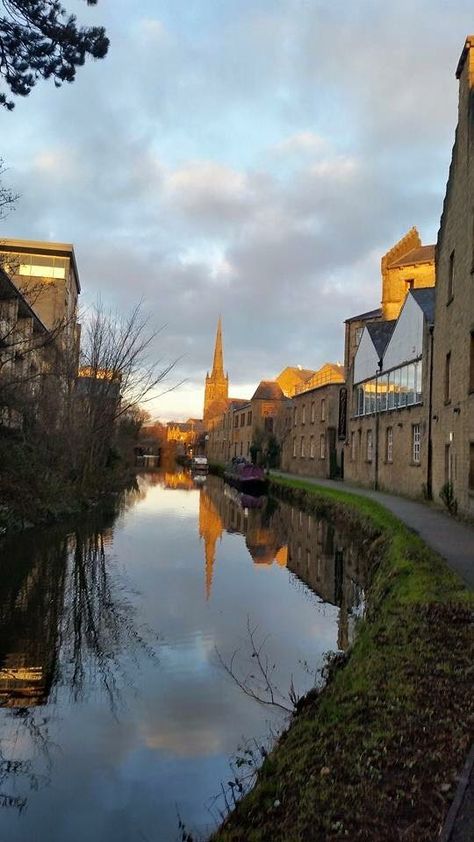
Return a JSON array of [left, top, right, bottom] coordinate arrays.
[[410, 287, 435, 324], [388, 244, 435, 268], [251, 380, 286, 401], [367, 320, 397, 358], [345, 307, 382, 324]]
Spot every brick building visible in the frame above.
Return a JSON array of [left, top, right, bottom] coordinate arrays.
[[431, 36, 474, 516]]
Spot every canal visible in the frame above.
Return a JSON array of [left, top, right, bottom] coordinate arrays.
[[0, 471, 366, 841]]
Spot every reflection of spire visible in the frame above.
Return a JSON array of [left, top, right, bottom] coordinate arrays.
[[211, 316, 225, 378], [199, 487, 223, 600]]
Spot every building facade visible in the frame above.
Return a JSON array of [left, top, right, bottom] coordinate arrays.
[[345, 289, 434, 498], [281, 363, 346, 479], [431, 36, 474, 516]]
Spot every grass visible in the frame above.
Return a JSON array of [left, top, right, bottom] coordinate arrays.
[[211, 475, 474, 842]]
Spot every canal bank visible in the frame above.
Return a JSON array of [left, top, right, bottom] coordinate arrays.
[[211, 472, 474, 842]]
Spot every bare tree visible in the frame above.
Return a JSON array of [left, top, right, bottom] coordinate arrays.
[[73, 300, 180, 489]]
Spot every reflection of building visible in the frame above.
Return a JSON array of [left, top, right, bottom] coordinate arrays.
[[199, 476, 366, 649], [0, 530, 67, 707], [281, 500, 366, 650], [199, 487, 223, 598]]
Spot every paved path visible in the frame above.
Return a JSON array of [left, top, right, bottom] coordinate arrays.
[[273, 471, 474, 842], [272, 472, 474, 589]]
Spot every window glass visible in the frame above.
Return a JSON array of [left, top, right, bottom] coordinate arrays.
[[406, 364, 415, 405]]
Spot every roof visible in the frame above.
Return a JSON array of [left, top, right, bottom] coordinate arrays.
[[410, 287, 436, 324], [345, 307, 382, 324], [0, 237, 81, 294], [367, 320, 397, 357], [387, 244, 435, 269], [251, 380, 286, 401], [228, 397, 250, 409], [0, 266, 49, 335], [456, 35, 474, 79], [277, 366, 314, 382]]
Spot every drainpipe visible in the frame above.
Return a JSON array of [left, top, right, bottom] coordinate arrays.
[[427, 325, 434, 500], [374, 363, 381, 491]]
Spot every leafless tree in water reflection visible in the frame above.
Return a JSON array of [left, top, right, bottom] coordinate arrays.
[[58, 522, 161, 712], [0, 507, 161, 811]]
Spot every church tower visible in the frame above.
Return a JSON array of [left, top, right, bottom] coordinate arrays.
[[203, 317, 229, 424]]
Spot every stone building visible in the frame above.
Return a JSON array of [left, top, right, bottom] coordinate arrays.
[[345, 288, 435, 497], [0, 265, 54, 426], [431, 36, 474, 517], [280, 363, 346, 478], [0, 238, 81, 354], [275, 366, 315, 397], [231, 380, 286, 461], [203, 317, 228, 424]]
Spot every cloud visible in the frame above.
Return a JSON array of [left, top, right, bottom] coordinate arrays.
[[0, 0, 471, 419]]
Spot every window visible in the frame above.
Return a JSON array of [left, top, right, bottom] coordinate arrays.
[[321, 398, 326, 421], [247, 441, 250, 456], [469, 443, 474, 491], [405, 278, 415, 290], [234, 415, 238, 428], [412, 424, 421, 464], [293, 437, 297, 458], [247, 411, 252, 425], [448, 250, 455, 302], [445, 352, 451, 403], [320, 434, 326, 459], [310, 436, 315, 458], [470, 333, 474, 394], [351, 432, 356, 461], [311, 401, 315, 423], [240, 413, 245, 427], [240, 441, 243, 456], [386, 427, 393, 463], [293, 406, 297, 427], [300, 436, 305, 458], [366, 430, 373, 462], [264, 417, 274, 433], [302, 404, 306, 424]]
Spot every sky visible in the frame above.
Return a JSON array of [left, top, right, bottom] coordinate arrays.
[[0, 0, 472, 420]]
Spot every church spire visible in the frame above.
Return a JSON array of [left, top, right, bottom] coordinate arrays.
[[204, 316, 229, 424], [211, 316, 225, 378]]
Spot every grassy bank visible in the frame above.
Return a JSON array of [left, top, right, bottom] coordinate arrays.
[[211, 475, 474, 842]]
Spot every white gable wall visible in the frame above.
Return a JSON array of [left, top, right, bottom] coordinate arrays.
[[382, 293, 424, 372], [353, 328, 380, 384]]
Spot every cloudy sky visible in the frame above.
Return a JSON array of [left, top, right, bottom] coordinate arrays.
[[0, 0, 472, 419]]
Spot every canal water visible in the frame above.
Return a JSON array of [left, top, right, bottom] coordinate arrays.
[[0, 471, 365, 841]]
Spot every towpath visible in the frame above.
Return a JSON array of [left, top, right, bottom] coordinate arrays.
[[272, 471, 474, 841], [271, 471, 474, 590]]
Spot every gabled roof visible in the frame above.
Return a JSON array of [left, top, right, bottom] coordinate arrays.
[[410, 288, 435, 324], [228, 397, 250, 409], [345, 307, 382, 324], [277, 366, 314, 382], [387, 244, 435, 268], [252, 380, 285, 401], [367, 320, 396, 358]]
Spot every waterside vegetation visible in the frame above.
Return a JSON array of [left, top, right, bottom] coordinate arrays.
[[210, 473, 474, 842]]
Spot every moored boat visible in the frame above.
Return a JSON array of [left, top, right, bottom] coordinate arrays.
[[223, 457, 268, 495]]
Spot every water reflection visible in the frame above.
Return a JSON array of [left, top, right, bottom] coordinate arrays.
[[199, 475, 365, 648], [0, 471, 367, 841], [0, 509, 159, 813]]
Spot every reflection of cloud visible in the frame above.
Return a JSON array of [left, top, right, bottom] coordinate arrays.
[[144, 727, 222, 757]]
